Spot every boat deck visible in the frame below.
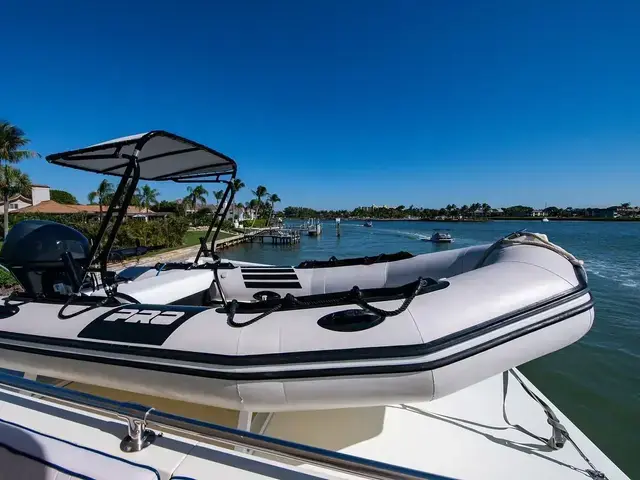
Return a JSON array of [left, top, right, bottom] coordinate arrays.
[[0, 370, 628, 479]]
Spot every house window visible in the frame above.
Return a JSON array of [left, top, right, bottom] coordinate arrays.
[[9, 203, 19, 210]]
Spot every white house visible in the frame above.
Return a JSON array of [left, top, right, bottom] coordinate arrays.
[[4, 185, 51, 212]]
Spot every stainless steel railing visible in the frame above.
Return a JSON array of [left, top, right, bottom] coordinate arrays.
[[0, 373, 452, 480]]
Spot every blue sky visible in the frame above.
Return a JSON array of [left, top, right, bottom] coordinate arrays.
[[2, 0, 639, 209]]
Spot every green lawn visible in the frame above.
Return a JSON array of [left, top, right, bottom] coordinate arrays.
[[183, 229, 235, 247], [130, 230, 237, 261]]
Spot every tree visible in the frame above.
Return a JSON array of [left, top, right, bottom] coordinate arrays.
[[131, 187, 142, 207], [0, 167, 31, 234], [50, 189, 78, 205], [138, 184, 159, 213], [267, 193, 281, 225], [0, 121, 40, 236], [481, 203, 491, 217], [621, 202, 631, 209], [251, 185, 268, 226], [184, 185, 208, 211], [214, 189, 225, 207], [231, 178, 245, 195], [154, 200, 184, 215], [87, 179, 115, 219], [247, 198, 259, 222]]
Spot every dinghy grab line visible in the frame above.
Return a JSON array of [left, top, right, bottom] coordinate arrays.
[[224, 277, 432, 328]]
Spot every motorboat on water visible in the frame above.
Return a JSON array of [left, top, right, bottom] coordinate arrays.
[[364, 220, 373, 227], [542, 217, 550, 222], [425, 230, 453, 243], [0, 131, 627, 479]]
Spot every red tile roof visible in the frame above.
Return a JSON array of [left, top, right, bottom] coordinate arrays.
[[12, 201, 146, 215]]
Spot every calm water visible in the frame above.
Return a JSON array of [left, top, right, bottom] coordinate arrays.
[[227, 220, 640, 476]]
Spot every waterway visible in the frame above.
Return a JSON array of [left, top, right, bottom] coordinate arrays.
[[224, 219, 640, 477]]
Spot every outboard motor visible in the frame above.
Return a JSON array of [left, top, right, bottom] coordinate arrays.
[[0, 220, 91, 298]]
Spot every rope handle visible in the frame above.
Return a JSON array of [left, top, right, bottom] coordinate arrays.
[[226, 278, 428, 328]]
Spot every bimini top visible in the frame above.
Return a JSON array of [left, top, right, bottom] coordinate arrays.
[[46, 131, 236, 181]]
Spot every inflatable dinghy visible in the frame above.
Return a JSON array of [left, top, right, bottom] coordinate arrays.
[[0, 132, 594, 412], [0, 223, 594, 412]]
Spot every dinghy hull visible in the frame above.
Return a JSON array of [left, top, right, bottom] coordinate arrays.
[[0, 233, 594, 412]]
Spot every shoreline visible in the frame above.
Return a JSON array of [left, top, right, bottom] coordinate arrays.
[[296, 217, 640, 222]]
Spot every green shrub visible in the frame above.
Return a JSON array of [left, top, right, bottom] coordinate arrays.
[[0, 268, 18, 287], [50, 189, 78, 204], [5, 214, 190, 250]]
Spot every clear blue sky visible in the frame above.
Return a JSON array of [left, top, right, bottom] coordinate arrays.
[[2, 0, 639, 209]]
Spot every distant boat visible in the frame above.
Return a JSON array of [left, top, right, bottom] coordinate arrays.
[[364, 220, 373, 227], [425, 230, 453, 243], [542, 217, 549, 222]]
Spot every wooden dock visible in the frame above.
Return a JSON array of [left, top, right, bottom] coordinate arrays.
[[212, 227, 300, 250], [246, 228, 301, 245]]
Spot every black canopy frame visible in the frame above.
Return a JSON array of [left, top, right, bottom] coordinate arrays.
[[46, 131, 237, 287]]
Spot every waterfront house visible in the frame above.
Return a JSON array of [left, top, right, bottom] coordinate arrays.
[[7, 185, 161, 219], [3, 184, 52, 212], [615, 206, 640, 218]]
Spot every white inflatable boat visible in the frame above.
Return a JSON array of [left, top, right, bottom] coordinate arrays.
[[0, 223, 593, 412], [0, 132, 594, 412]]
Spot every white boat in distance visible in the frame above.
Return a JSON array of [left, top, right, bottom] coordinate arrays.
[[425, 230, 453, 243], [0, 131, 628, 479]]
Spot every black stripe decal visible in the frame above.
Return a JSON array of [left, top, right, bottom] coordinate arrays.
[[243, 281, 302, 289], [0, 299, 593, 381], [241, 268, 294, 273], [242, 274, 299, 280], [0, 284, 590, 367]]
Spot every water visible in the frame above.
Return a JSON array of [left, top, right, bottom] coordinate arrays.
[[227, 220, 640, 476]]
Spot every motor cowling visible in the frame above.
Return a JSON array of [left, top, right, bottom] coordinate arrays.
[[1, 220, 91, 297]]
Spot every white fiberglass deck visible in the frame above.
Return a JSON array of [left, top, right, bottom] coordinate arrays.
[[0, 370, 628, 480]]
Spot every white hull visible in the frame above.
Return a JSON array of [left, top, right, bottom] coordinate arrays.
[[0, 234, 594, 412], [0, 369, 628, 479]]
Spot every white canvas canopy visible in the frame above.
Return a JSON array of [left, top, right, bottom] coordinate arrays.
[[46, 131, 236, 181]]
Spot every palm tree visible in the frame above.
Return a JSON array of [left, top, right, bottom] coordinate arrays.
[[0, 121, 40, 236], [87, 179, 115, 220], [138, 184, 159, 213], [231, 178, 245, 195], [229, 178, 245, 220], [267, 193, 281, 226], [247, 199, 259, 223], [131, 187, 142, 207], [251, 185, 268, 226], [0, 167, 31, 234], [213, 189, 225, 210], [184, 185, 208, 211], [481, 203, 492, 217]]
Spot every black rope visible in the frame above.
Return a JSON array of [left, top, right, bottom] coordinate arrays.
[[57, 289, 140, 320], [353, 278, 427, 317], [226, 299, 285, 327], [226, 277, 428, 328]]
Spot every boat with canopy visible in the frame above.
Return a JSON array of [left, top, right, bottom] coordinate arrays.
[[0, 130, 626, 479], [0, 131, 594, 412]]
